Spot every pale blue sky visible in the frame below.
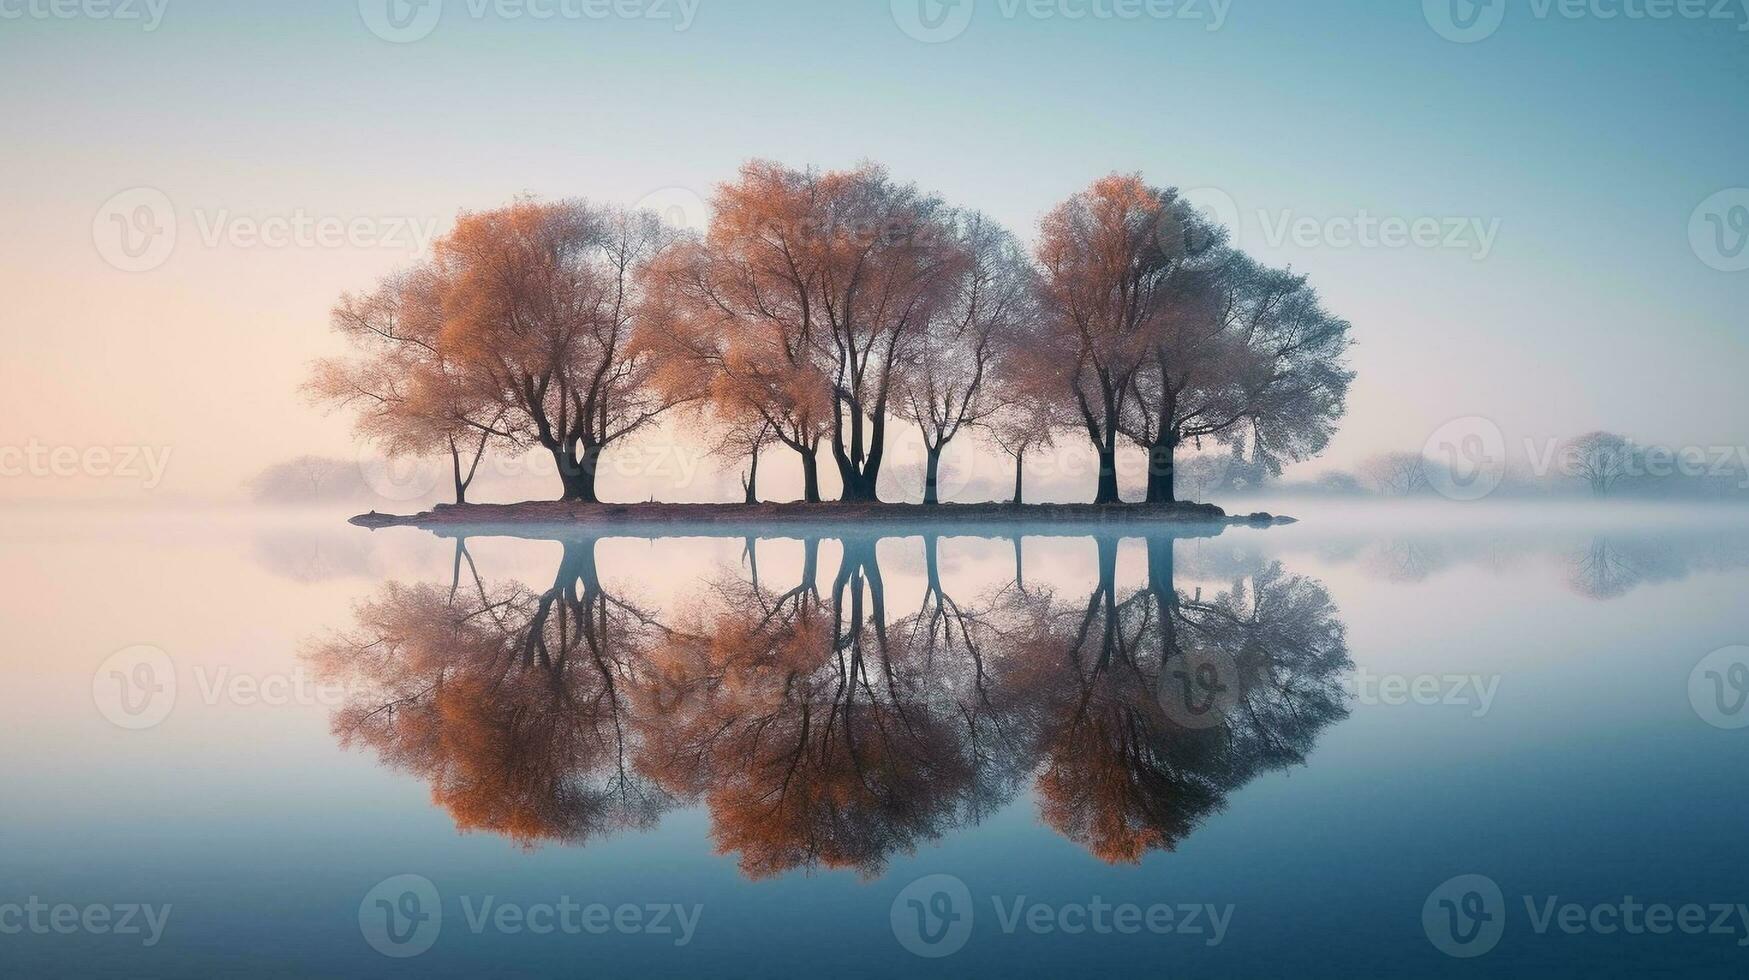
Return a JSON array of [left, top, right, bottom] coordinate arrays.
[[1, 0, 1744, 500]]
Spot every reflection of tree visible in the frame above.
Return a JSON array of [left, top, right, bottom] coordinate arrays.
[[312, 530, 1353, 874], [639, 535, 1015, 878], [251, 526, 377, 583], [1010, 536, 1351, 863], [306, 536, 677, 848], [1562, 535, 1687, 600], [1358, 537, 1449, 584]]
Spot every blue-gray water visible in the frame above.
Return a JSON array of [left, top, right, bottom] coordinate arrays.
[[3, 503, 1747, 977]]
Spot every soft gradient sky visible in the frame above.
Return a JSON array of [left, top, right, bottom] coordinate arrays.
[[2, 0, 1745, 502]]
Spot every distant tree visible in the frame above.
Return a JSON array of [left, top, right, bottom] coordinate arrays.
[[1175, 453, 1232, 502], [246, 456, 367, 503], [895, 213, 1032, 505], [1360, 452, 1431, 496], [1313, 470, 1366, 496], [1561, 431, 1638, 497]]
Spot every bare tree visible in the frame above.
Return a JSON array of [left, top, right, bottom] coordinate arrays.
[[895, 213, 1032, 505], [1359, 452, 1431, 496], [1561, 431, 1638, 497]]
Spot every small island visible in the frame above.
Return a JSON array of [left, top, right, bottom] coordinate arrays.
[[350, 499, 1290, 535], [315, 165, 1351, 528]]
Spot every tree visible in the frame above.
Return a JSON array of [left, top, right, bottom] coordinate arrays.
[[640, 162, 963, 504], [1174, 452, 1232, 502], [1121, 250, 1354, 504], [1561, 431, 1638, 497], [246, 456, 368, 503], [980, 296, 1074, 506], [306, 268, 509, 504], [717, 418, 773, 505], [894, 213, 1032, 505], [1360, 452, 1431, 496], [1034, 176, 1218, 504], [636, 168, 840, 502], [429, 199, 688, 502], [810, 165, 964, 502]]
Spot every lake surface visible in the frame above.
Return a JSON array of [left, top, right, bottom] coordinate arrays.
[[3, 502, 1748, 977]]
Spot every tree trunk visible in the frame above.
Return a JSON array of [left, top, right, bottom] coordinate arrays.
[[834, 451, 880, 502], [742, 443, 760, 505], [553, 443, 603, 503], [799, 445, 822, 504], [1144, 437, 1178, 504], [832, 401, 885, 502], [450, 442, 467, 505], [800, 536, 820, 594], [841, 470, 879, 502], [923, 446, 943, 506], [1011, 449, 1025, 505], [1094, 445, 1121, 505], [922, 533, 942, 600], [1146, 533, 1177, 614]]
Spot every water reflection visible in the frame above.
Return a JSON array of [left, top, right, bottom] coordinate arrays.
[[1210, 523, 1749, 601], [307, 529, 1353, 877]]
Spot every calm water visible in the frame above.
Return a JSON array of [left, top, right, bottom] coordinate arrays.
[[3, 503, 1748, 977]]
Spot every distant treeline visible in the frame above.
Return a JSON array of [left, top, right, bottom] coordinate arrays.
[[1193, 433, 1749, 501]]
